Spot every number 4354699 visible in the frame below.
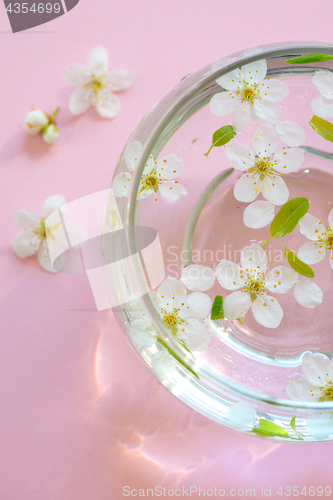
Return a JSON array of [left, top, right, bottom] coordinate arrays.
[[6, 3, 61, 13]]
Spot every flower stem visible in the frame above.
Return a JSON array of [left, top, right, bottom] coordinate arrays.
[[262, 236, 272, 248], [49, 106, 60, 123], [204, 145, 213, 157]]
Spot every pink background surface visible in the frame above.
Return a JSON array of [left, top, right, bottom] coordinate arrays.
[[1, 1, 333, 498]]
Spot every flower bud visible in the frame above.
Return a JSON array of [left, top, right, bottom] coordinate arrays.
[[24, 110, 49, 135], [42, 124, 59, 144]]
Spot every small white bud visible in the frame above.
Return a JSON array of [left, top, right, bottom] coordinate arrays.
[[24, 110, 49, 135], [42, 124, 59, 144]]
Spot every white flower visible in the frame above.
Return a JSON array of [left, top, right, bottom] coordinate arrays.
[[311, 70, 333, 118], [286, 354, 333, 402], [24, 109, 49, 134], [128, 277, 211, 351], [12, 195, 67, 273], [209, 59, 289, 131], [298, 210, 333, 270], [294, 278, 323, 309], [225, 124, 304, 205], [216, 243, 299, 328], [180, 265, 215, 292], [42, 124, 59, 144], [64, 46, 134, 118], [151, 350, 177, 380], [227, 402, 257, 430]]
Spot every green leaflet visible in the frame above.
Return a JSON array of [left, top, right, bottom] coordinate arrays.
[[286, 53, 333, 64], [251, 419, 289, 438], [211, 295, 224, 320], [309, 115, 333, 144], [290, 415, 305, 438], [156, 338, 200, 379], [204, 125, 236, 156], [284, 247, 315, 278]]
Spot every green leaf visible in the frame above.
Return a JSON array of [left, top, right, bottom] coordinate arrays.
[[284, 247, 315, 278], [270, 197, 309, 239], [309, 115, 333, 143], [257, 419, 290, 438], [236, 318, 244, 325], [204, 125, 236, 156], [286, 53, 333, 64], [156, 338, 200, 379], [211, 295, 224, 320], [290, 415, 305, 438]]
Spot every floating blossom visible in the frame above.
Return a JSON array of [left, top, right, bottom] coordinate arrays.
[[311, 70, 333, 118], [297, 209, 333, 269], [12, 195, 67, 272], [216, 243, 299, 328], [209, 59, 289, 131], [24, 107, 60, 144], [294, 278, 323, 309], [225, 124, 304, 205], [64, 46, 134, 118], [227, 402, 257, 430], [286, 354, 333, 402]]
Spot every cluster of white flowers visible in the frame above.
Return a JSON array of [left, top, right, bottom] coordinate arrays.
[[24, 108, 59, 144]]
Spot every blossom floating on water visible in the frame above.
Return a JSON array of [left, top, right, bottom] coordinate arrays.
[[227, 402, 257, 430], [298, 209, 333, 270], [64, 46, 134, 118], [24, 107, 60, 144], [311, 70, 333, 118], [286, 354, 333, 402], [209, 59, 289, 131]]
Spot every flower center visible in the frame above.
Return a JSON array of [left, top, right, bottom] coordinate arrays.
[[36, 219, 46, 239], [243, 275, 265, 301], [85, 75, 105, 95], [139, 171, 160, 194], [162, 310, 184, 335], [249, 157, 276, 180], [236, 84, 260, 103], [320, 382, 333, 401], [323, 226, 333, 250]]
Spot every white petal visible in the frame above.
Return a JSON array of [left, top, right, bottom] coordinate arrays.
[[265, 266, 298, 294], [159, 181, 186, 201], [209, 92, 241, 117], [12, 231, 41, 258], [41, 195, 66, 219], [328, 207, 333, 228], [216, 67, 244, 90], [298, 242, 326, 264], [243, 200, 275, 229], [180, 265, 215, 292], [234, 173, 260, 203], [294, 279, 323, 308], [125, 141, 142, 172], [215, 261, 247, 290], [63, 64, 91, 86], [299, 214, 325, 241], [23, 110, 49, 134], [253, 99, 281, 124], [112, 172, 131, 197], [87, 46, 108, 76], [152, 350, 177, 380], [227, 402, 256, 430], [276, 120, 305, 147], [241, 59, 267, 85], [261, 175, 289, 206], [241, 242, 267, 272], [249, 104, 263, 123], [178, 319, 210, 351], [137, 187, 153, 200], [330, 250, 333, 270], [95, 89, 121, 118], [224, 140, 254, 171], [259, 79, 289, 102], [274, 148, 304, 174], [302, 354, 332, 387], [286, 378, 321, 401], [223, 291, 252, 320], [42, 124, 59, 144], [106, 69, 134, 91], [180, 292, 211, 321], [252, 123, 278, 157], [156, 153, 184, 179], [128, 318, 157, 346], [233, 102, 251, 132], [306, 413, 333, 440], [312, 70, 333, 99], [14, 209, 40, 230], [37, 239, 64, 272], [252, 295, 283, 328], [311, 95, 333, 117], [68, 87, 92, 115], [157, 277, 187, 311]]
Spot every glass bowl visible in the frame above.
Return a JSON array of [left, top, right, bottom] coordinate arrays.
[[107, 42, 333, 442]]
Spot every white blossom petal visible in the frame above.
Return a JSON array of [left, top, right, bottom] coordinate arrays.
[[299, 214, 325, 241], [180, 292, 211, 321], [249, 105, 263, 123], [87, 46, 108, 76], [234, 173, 260, 203], [274, 148, 305, 174], [312, 70, 333, 99], [37, 239, 64, 272], [328, 207, 333, 229], [112, 172, 132, 197], [128, 318, 157, 346], [156, 154, 184, 179], [152, 350, 177, 380], [216, 67, 244, 90], [276, 120, 305, 147], [68, 87, 92, 115], [180, 265, 215, 292], [209, 92, 241, 117], [298, 242, 326, 264], [95, 88, 121, 118], [137, 187, 154, 200], [241, 59, 267, 85], [252, 123, 278, 157], [227, 402, 256, 430], [241, 242, 267, 272], [253, 99, 281, 124], [14, 210, 40, 230], [223, 291, 252, 320], [125, 141, 142, 172], [259, 79, 289, 102], [302, 354, 332, 387], [311, 95, 333, 117], [233, 102, 251, 132], [306, 413, 333, 440], [261, 175, 289, 206], [41, 195, 66, 219], [23, 110, 49, 135], [224, 140, 255, 171], [286, 378, 321, 401], [178, 319, 211, 351], [252, 295, 283, 328], [330, 250, 333, 270], [63, 64, 91, 86], [294, 279, 323, 308], [106, 69, 134, 91], [12, 231, 41, 258], [159, 181, 187, 201], [215, 261, 247, 290], [157, 277, 187, 311], [243, 200, 275, 229], [265, 266, 298, 294]]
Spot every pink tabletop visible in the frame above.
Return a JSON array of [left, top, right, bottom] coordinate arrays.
[[1, 1, 333, 498]]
